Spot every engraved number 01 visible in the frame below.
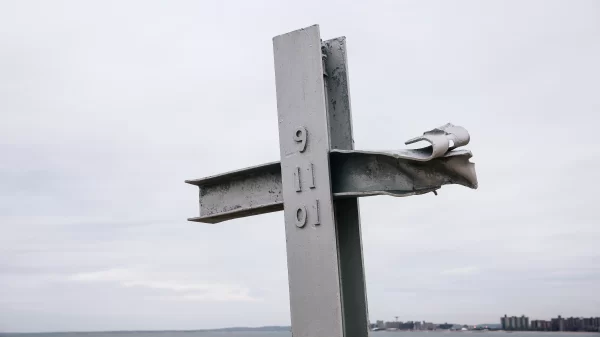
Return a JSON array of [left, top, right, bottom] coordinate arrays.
[[295, 206, 307, 228], [294, 200, 320, 228]]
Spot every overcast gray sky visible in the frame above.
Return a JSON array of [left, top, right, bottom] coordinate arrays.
[[1, 0, 599, 333]]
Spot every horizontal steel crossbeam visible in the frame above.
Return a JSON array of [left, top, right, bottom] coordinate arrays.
[[186, 149, 477, 224]]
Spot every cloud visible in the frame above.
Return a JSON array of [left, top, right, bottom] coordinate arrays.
[[1, 0, 599, 332], [155, 293, 259, 302], [69, 268, 259, 302], [440, 266, 479, 276]]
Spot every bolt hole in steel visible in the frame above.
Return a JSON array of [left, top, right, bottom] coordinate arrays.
[[295, 206, 307, 228]]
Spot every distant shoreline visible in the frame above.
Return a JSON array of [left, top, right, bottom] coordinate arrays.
[[373, 332, 600, 334], [3, 329, 600, 335], [0, 326, 292, 335]]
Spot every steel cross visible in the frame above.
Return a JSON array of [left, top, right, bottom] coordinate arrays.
[[186, 25, 477, 337]]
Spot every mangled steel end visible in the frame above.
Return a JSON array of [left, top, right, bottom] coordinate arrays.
[[331, 123, 478, 198]]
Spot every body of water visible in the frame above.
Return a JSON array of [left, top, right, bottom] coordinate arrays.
[[1, 331, 598, 337]]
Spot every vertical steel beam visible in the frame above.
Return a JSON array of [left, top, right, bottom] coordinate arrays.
[[323, 37, 370, 337], [273, 25, 344, 337]]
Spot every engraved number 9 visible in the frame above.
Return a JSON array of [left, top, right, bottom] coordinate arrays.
[[294, 127, 307, 153]]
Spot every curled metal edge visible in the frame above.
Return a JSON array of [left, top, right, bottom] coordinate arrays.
[[403, 123, 471, 161]]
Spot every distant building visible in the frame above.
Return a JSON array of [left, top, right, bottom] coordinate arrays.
[[437, 323, 454, 330], [589, 317, 600, 331], [423, 322, 436, 330], [385, 321, 401, 329], [551, 315, 564, 331], [402, 321, 415, 330], [378, 316, 598, 333], [551, 316, 600, 332], [531, 320, 551, 331], [501, 315, 529, 331]]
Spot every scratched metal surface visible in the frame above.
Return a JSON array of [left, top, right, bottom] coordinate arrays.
[[323, 36, 370, 337], [186, 161, 283, 223], [330, 149, 477, 198], [273, 25, 345, 337], [186, 142, 476, 223]]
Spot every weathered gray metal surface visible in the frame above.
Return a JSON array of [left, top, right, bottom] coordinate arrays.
[[322, 36, 370, 337], [185, 162, 282, 223], [330, 148, 477, 198], [331, 123, 477, 199], [273, 24, 344, 337], [186, 142, 477, 223]]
